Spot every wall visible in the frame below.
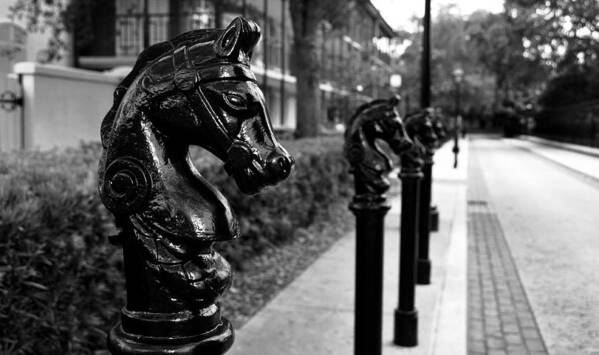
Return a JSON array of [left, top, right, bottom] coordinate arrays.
[[13, 62, 120, 150], [11, 62, 295, 151]]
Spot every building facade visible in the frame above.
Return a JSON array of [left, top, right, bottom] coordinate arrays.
[[75, 0, 398, 131]]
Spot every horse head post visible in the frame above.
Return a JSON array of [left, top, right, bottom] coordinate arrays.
[[429, 109, 447, 231], [98, 17, 292, 355], [344, 97, 412, 355], [403, 109, 438, 287]]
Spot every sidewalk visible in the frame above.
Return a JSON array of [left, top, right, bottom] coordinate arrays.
[[229, 139, 469, 355], [507, 136, 599, 181]]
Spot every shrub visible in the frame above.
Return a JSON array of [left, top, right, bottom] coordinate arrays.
[[0, 136, 351, 354]]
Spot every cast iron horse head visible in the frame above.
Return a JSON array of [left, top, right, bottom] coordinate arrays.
[[344, 96, 413, 197], [98, 17, 292, 353], [400, 108, 439, 170]]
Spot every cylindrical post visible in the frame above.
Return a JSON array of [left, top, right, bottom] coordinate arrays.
[[344, 97, 413, 355], [452, 70, 463, 169], [420, 0, 431, 108], [429, 112, 446, 233], [417, 154, 434, 285], [351, 196, 389, 355], [404, 110, 438, 286], [394, 155, 423, 346], [429, 205, 439, 232]]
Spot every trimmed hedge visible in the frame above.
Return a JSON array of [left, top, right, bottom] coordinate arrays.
[[0, 137, 352, 354]]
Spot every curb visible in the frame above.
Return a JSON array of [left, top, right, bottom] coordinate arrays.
[[520, 135, 599, 159], [506, 138, 599, 188]]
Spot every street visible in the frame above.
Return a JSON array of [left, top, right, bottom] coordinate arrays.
[[468, 135, 599, 354]]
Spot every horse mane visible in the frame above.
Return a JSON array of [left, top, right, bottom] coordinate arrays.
[[100, 29, 217, 147], [346, 97, 400, 139]]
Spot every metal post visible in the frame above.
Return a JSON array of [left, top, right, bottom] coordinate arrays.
[[351, 196, 389, 355], [417, 153, 433, 284], [394, 152, 423, 346], [453, 79, 461, 169], [345, 98, 412, 355], [420, 0, 431, 108], [100, 18, 293, 355], [417, 0, 435, 286]]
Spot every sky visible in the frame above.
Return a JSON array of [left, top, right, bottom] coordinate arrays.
[[372, 0, 505, 31]]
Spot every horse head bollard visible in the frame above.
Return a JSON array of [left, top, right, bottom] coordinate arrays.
[[431, 110, 447, 146], [403, 110, 437, 286], [393, 109, 433, 347], [429, 109, 447, 232], [344, 97, 412, 355], [98, 17, 293, 355]]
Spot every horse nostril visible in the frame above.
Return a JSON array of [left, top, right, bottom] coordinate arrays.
[[267, 153, 293, 181]]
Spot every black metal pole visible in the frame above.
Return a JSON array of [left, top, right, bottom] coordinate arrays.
[[345, 98, 412, 355], [394, 155, 423, 346], [351, 197, 389, 355], [453, 81, 461, 169], [417, 0, 436, 283], [417, 154, 433, 284], [420, 0, 431, 108]]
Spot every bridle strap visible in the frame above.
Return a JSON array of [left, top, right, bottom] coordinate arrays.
[[170, 44, 235, 152]]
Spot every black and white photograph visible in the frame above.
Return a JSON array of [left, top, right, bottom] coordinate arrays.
[[0, 0, 597, 354]]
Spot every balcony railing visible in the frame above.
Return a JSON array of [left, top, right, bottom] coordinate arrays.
[[115, 12, 215, 56]]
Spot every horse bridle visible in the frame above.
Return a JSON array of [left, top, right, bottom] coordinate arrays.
[[169, 44, 262, 173]]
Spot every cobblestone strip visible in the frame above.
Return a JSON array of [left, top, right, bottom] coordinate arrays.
[[467, 153, 548, 355]]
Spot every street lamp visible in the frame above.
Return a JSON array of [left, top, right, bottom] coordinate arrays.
[[452, 68, 464, 169], [390, 74, 402, 91]]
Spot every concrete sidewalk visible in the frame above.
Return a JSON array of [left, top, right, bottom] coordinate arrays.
[[229, 139, 469, 355], [507, 136, 599, 181], [470, 135, 599, 354]]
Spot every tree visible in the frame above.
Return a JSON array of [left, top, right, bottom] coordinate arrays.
[[506, 0, 599, 70], [465, 10, 548, 110], [398, 6, 495, 117], [289, 0, 351, 138]]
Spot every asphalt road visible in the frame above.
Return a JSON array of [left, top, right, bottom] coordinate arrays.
[[470, 135, 599, 355]]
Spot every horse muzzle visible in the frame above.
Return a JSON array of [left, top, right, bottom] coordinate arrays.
[[224, 140, 293, 194]]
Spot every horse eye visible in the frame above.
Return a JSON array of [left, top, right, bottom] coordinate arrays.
[[223, 92, 248, 111]]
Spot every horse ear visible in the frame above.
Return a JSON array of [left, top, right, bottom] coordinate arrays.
[[389, 95, 401, 107], [214, 17, 261, 58]]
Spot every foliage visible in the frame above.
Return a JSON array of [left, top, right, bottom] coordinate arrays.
[[398, 6, 493, 117], [397, 5, 549, 123], [506, 0, 599, 70], [503, 0, 599, 139], [0, 136, 351, 354]]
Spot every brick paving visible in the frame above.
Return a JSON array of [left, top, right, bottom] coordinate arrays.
[[467, 155, 548, 355]]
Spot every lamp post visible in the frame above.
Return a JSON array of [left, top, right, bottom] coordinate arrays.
[[390, 74, 402, 92], [452, 68, 463, 169]]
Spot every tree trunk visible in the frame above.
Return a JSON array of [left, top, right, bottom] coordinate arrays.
[[293, 37, 321, 137], [289, 0, 322, 138]]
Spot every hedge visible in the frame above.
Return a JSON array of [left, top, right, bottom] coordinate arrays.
[[0, 136, 352, 354]]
